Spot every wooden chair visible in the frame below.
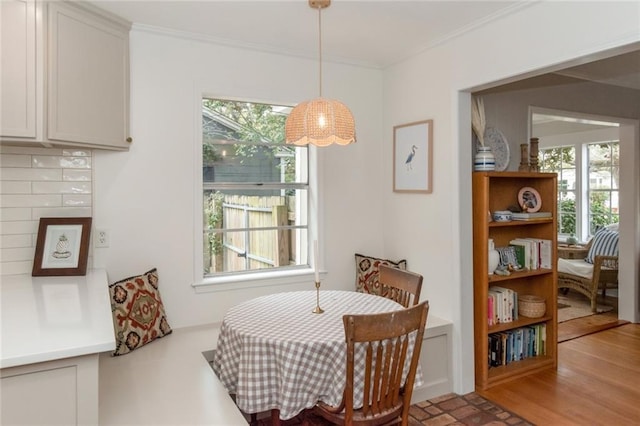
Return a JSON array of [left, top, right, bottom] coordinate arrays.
[[311, 301, 429, 426], [557, 237, 619, 313], [378, 264, 423, 308]]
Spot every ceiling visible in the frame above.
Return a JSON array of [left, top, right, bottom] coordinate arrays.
[[86, 0, 526, 69], [87, 0, 639, 135], [87, 0, 639, 82]]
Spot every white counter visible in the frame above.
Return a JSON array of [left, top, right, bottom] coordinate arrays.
[[0, 269, 115, 369]]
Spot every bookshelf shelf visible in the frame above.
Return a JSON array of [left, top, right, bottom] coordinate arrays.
[[489, 218, 553, 228], [488, 314, 553, 333], [473, 171, 558, 390], [487, 268, 553, 283], [486, 356, 555, 384]]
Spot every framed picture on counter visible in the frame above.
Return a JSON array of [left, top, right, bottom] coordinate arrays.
[[32, 217, 92, 276]]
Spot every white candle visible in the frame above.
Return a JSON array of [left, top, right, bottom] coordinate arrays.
[[314, 240, 320, 283]]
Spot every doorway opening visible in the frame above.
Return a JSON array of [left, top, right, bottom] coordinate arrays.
[[530, 107, 631, 340]]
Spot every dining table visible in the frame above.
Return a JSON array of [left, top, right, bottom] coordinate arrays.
[[212, 290, 421, 422]]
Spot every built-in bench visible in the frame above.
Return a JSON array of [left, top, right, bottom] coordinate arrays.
[[99, 316, 453, 424], [99, 323, 246, 425]]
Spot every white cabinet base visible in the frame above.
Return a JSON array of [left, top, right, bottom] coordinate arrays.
[[412, 315, 454, 402], [1, 354, 99, 425]]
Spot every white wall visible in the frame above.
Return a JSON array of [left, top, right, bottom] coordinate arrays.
[[382, 1, 640, 394], [92, 29, 385, 328]]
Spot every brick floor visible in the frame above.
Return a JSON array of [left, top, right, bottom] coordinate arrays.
[[248, 392, 534, 425]]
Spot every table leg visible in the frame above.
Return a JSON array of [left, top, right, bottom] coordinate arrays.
[[271, 409, 281, 426]]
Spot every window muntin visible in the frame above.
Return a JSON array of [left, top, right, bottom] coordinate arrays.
[[202, 99, 309, 277]]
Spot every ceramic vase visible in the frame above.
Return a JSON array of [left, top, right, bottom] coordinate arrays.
[[474, 146, 495, 171], [488, 238, 500, 275]]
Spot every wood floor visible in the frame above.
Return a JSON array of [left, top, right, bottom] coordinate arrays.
[[478, 323, 640, 425], [557, 291, 627, 343]]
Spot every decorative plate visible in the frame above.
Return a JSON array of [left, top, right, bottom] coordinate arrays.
[[518, 186, 541, 213], [474, 126, 510, 171]]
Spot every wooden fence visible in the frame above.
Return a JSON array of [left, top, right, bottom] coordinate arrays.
[[205, 194, 295, 274]]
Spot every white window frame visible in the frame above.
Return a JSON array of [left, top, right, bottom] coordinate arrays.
[[192, 95, 321, 291]]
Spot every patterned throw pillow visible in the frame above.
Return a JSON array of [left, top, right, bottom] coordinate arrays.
[[355, 253, 407, 296], [585, 229, 619, 264], [109, 268, 172, 356]]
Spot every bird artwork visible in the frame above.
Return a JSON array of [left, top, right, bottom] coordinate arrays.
[[406, 145, 418, 170]]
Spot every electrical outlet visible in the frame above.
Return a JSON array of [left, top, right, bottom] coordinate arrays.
[[95, 228, 109, 248]]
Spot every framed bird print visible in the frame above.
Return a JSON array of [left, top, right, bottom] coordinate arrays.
[[393, 119, 433, 193]]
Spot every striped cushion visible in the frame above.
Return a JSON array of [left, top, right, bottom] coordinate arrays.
[[585, 229, 619, 264]]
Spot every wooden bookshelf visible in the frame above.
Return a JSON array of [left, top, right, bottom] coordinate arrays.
[[473, 171, 558, 390]]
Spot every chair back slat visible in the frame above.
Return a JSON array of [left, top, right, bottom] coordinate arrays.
[[379, 265, 423, 307]]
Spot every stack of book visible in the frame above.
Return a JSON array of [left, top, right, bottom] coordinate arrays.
[[509, 238, 552, 270], [488, 324, 547, 367], [510, 211, 552, 221], [488, 286, 518, 326]]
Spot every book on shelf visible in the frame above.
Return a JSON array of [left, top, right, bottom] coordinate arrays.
[[488, 286, 518, 325], [488, 323, 547, 368], [511, 211, 552, 220], [509, 238, 552, 270]]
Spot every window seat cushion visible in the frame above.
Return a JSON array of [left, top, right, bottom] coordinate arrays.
[[558, 258, 593, 279]]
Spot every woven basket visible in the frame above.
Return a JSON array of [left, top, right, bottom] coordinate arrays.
[[518, 295, 546, 318]]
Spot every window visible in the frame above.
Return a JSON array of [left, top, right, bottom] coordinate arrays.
[[540, 146, 576, 236], [201, 99, 309, 278], [540, 141, 619, 241]]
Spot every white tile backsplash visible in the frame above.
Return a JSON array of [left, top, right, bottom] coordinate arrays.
[[0, 146, 93, 275], [0, 220, 39, 235], [32, 181, 91, 194], [63, 169, 92, 181], [0, 208, 32, 221], [63, 194, 91, 206], [0, 234, 32, 248], [0, 181, 31, 194], [32, 207, 92, 220], [2, 194, 62, 208], [1, 154, 32, 168], [32, 155, 92, 169], [1, 247, 35, 262], [1, 167, 62, 181]]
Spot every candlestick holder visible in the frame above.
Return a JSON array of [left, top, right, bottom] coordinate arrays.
[[312, 281, 324, 314]]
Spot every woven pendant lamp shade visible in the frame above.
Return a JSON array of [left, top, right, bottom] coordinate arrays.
[[284, 0, 356, 147], [285, 97, 356, 146]]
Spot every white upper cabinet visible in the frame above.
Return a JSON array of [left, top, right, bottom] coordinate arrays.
[[1, 0, 38, 139], [0, 0, 131, 150]]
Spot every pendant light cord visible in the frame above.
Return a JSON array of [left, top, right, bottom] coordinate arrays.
[[318, 6, 323, 97]]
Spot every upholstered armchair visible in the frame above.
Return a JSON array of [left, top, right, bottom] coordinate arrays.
[[557, 227, 619, 313]]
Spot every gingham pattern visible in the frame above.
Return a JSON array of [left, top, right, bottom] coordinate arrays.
[[213, 290, 421, 420]]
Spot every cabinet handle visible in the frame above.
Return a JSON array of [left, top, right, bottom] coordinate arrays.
[[126, 137, 133, 143]]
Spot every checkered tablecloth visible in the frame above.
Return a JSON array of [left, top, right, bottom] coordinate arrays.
[[213, 290, 421, 420]]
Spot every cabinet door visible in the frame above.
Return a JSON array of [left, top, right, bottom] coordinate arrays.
[[1, 366, 77, 425], [48, 2, 130, 149], [0, 0, 37, 139]]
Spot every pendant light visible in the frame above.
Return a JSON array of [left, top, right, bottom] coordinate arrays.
[[285, 0, 356, 147]]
